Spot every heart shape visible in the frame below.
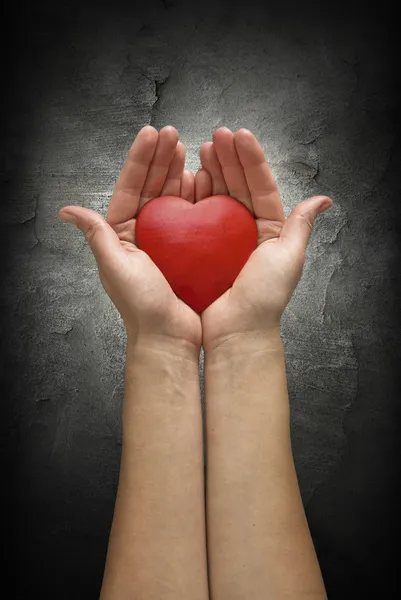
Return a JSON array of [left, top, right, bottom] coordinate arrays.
[[135, 195, 258, 313]]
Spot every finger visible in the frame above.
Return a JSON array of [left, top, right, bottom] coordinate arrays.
[[234, 128, 284, 222], [139, 125, 179, 210], [195, 168, 212, 202], [279, 196, 332, 255], [181, 169, 195, 203], [161, 140, 186, 197], [199, 142, 229, 196], [59, 206, 124, 266], [108, 125, 159, 225], [212, 127, 253, 213]]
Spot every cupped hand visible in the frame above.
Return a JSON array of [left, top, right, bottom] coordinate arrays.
[[59, 125, 202, 354], [193, 127, 333, 352]]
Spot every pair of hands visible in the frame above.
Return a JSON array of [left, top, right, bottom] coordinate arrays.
[[59, 125, 332, 355]]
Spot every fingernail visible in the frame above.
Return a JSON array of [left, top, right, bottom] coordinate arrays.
[[60, 213, 77, 224]]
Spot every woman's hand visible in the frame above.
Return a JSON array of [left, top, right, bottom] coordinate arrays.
[[194, 127, 333, 353], [59, 125, 202, 356]]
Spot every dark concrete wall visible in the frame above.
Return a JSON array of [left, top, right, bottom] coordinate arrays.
[[2, 0, 400, 597]]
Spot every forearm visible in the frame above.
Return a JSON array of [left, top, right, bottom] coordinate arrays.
[[204, 331, 326, 600], [100, 339, 209, 600]]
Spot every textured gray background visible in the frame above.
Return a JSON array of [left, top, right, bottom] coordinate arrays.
[[1, 0, 400, 597]]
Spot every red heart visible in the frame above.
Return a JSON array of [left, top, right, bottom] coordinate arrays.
[[135, 195, 258, 313]]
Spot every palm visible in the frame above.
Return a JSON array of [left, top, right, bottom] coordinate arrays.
[[202, 233, 302, 342], [192, 126, 297, 345], [106, 126, 202, 346]]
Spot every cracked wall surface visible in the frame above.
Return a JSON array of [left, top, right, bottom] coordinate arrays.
[[1, 0, 400, 597]]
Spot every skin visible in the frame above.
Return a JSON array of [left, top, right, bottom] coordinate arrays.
[[59, 127, 209, 600], [60, 126, 201, 357], [195, 127, 330, 599], [195, 127, 332, 350], [59, 124, 332, 599]]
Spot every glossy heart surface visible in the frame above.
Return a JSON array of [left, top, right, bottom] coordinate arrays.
[[135, 195, 258, 313]]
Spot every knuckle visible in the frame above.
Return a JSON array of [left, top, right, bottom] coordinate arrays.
[[84, 221, 103, 244], [293, 211, 314, 233]]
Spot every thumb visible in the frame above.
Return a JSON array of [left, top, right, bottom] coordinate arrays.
[[280, 195, 332, 254], [59, 206, 123, 264]]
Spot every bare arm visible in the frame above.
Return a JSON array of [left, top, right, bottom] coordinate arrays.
[[204, 332, 327, 599], [100, 339, 209, 600], [59, 126, 209, 599], [195, 125, 331, 599]]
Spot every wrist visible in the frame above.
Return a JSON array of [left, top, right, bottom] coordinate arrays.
[[126, 330, 201, 364], [203, 326, 290, 425], [203, 327, 284, 365], [123, 335, 201, 426]]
